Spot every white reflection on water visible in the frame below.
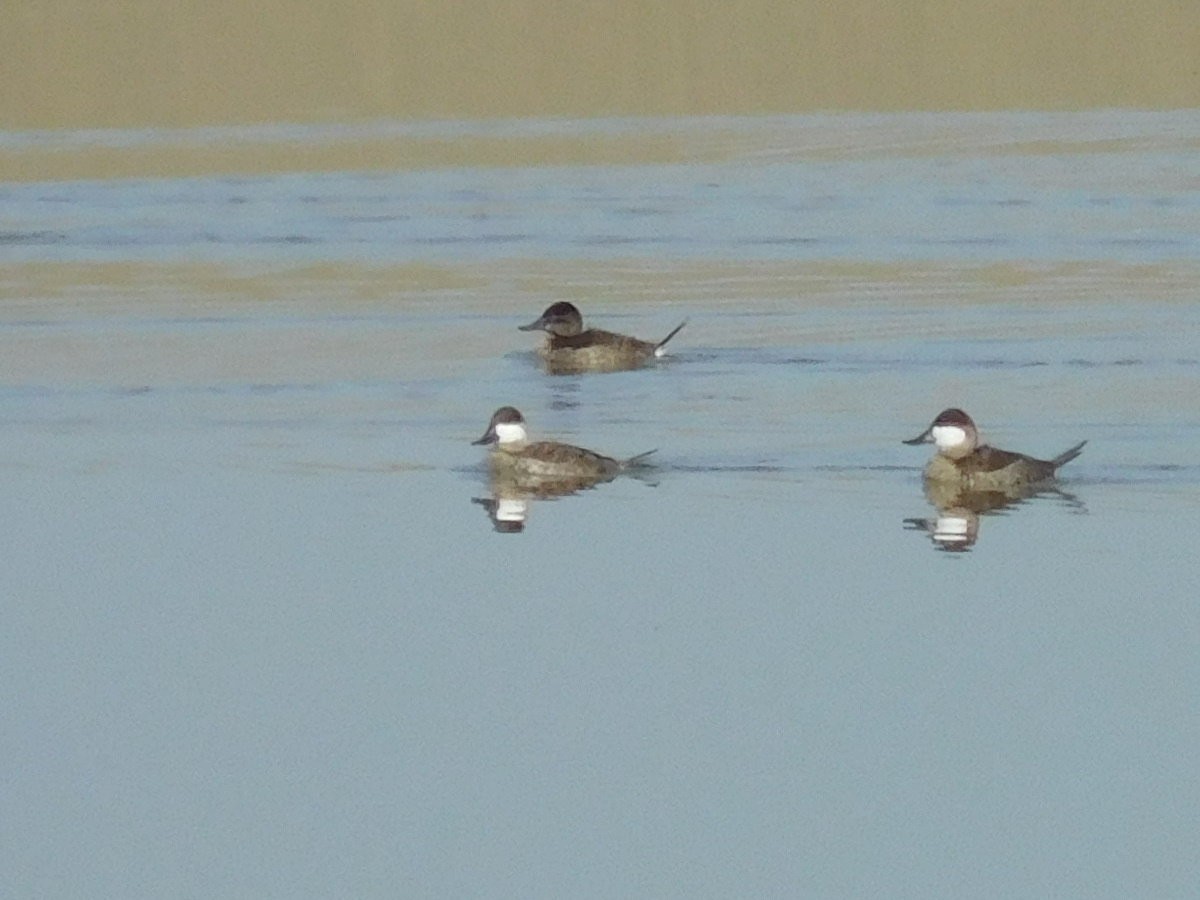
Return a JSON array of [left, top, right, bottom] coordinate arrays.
[[903, 487, 1088, 553]]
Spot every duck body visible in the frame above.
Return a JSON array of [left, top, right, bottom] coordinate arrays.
[[489, 438, 624, 480], [921, 443, 1085, 491]]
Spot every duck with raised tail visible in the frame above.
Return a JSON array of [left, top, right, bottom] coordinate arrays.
[[473, 406, 656, 482], [519, 301, 686, 373], [903, 408, 1086, 491]]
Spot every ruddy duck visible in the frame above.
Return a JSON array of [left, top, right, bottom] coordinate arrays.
[[519, 301, 686, 373], [472, 406, 655, 481], [903, 408, 1085, 490]]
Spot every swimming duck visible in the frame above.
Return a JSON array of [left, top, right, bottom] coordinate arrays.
[[472, 406, 655, 482], [903, 408, 1085, 490], [519, 301, 686, 373]]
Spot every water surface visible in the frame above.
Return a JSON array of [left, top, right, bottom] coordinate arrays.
[[3, 113, 1199, 898]]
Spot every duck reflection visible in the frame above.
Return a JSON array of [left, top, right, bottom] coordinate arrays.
[[472, 474, 614, 533], [472, 494, 530, 533], [904, 480, 1084, 552]]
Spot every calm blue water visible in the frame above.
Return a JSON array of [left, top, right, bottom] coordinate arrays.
[[3, 112, 1199, 898], [4, 112, 1198, 267]]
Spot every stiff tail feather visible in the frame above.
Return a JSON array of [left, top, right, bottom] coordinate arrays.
[[621, 449, 658, 469], [653, 320, 688, 357], [1051, 440, 1087, 469]]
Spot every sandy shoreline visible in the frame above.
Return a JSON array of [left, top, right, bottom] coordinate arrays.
[[4, 109, 1198, 183], [5, 2, 1197, 134]]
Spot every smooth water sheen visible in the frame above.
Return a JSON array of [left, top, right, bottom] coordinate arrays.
[[3, 113, 1199, 898]]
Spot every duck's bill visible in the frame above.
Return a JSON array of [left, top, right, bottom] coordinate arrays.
[[471, 430, 498, 446], [902, 426, 934, 446], [517, 317, 545, 332]]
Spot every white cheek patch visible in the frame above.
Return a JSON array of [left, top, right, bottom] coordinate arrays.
[[494, 422, 527, 445], [931, 425, 967, 451]]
